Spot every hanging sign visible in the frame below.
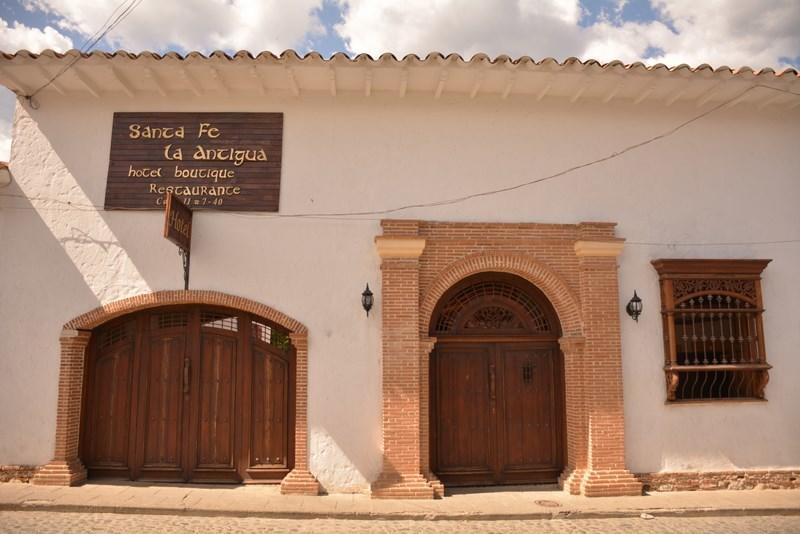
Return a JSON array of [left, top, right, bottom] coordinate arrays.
[[105, 112, 283, 211], [163, 192, 192, 290], [163, 192, 192, 251]]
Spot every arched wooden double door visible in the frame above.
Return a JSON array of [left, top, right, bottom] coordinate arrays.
[[430, 273, 565, 486], [80, 306, 294, 483]]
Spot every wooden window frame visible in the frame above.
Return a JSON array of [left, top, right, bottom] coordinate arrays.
[[652, 259, 772, 404]]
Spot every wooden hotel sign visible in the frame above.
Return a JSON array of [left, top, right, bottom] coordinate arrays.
[[163, 192, 192, 251], [105, 112, 283, 211]]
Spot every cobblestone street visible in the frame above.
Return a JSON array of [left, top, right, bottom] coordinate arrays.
[[0, 511, 799, 533]]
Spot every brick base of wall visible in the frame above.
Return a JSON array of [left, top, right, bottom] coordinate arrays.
[[30, 460, 87, 486], [637, 470, 800, 492], [279, 469, 322, 495], [0, 465, 39, 483], [371, 474, 436, 499]]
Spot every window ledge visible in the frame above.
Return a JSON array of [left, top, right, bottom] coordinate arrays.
[[665, 363, 772, 372], [665, 398, 768, 406]]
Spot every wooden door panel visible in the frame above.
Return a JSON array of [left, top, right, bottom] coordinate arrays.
[[250, 348, 289, 467], [137, 334, 186, 478], [192, 332, 238, 480], [85, 343, 134, 471], [434, 345, 494, 483], [499, 346, 560, 478], [83, 307, 294, 484]]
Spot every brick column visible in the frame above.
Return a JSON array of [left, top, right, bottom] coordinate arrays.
[[558, 336, 587, 495], [420, 336, 444, 498], [32, 329, 91, 486], [371, 235, 435, 499], [280, 332, 321, 495], [573, 238, 642, 497]]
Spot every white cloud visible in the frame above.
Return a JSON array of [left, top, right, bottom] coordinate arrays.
[[27, 0, 324, 53], [649, 0, 800, 68], [0, 18, 73, 52], [335, 0, 800, 69]]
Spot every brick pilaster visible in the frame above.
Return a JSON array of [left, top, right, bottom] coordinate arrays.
[[420, 336, 444, 498], [31, 329, 90, 486], [558, 336, 587, 495], [573, 233, 642, 497], [371, 232, 435, 499], [280, 332, 321, 495]]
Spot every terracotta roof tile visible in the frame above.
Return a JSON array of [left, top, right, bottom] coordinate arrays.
[[0, 48, 797, 78]]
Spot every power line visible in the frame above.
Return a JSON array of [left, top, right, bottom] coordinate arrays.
[[1, 82, 798, 225], [26, 0, 146, 103]]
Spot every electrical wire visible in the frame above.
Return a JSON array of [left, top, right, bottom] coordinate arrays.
[[0, 82, 798, 247], [25, 0, 146, 102]]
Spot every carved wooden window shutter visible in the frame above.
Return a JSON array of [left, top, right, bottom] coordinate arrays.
[[652, 259, 771, 403]]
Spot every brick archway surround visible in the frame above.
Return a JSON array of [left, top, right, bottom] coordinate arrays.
[[372, 220, 643, 498], [31, 290, 320, 495]]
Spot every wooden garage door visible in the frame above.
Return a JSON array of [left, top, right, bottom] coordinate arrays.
[[81, 306, 294, 483]]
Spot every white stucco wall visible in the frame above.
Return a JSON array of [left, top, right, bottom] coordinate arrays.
[[0, 89, 798, 491]]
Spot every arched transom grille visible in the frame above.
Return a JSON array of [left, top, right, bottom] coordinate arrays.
[[434, 280, 552, 334]]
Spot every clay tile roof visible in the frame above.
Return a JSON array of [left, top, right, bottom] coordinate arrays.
[[0, 49, 794, 77]]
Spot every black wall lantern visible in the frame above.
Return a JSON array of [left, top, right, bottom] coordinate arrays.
[[362, 283, 374, 316], [626, 290, 643, 322]]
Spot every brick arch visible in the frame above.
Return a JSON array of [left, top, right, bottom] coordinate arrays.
[[32, 290, 319, 495], [420, 253, 583, 337], [64, 289, 307, 334]]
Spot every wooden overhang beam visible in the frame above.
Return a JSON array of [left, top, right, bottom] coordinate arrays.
[[633, 83, 657, 105], [35, 66, 65, 95], [664, 79, 692, 106], [501, 71, 516, 99], [284, 66, 300, 97], [328, 67, 337, 97], [364, 68, 373, 97], [180, 67, 203, 96], [143, 67, 167, 96], [109, 66, 135, 98], [756, 91, 786, 110], [469, 71, 484, 99], [71, 67, 101, 98], [209, 66, 229, 95], [601, 77, 625, 104], [535, 74, 553, 101], [398, 68, 408, 98], [434, 68, 448, 99], [695, 80, 727, 107], [569, 78, 590, 103], [249, 65, 269, 95]]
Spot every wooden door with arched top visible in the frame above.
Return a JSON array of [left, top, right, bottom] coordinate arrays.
[[430, 273, 565, 486], [81, 306, 294, 484]]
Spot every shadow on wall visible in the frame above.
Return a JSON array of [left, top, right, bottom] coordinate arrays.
[[1, 100, 384, 489]]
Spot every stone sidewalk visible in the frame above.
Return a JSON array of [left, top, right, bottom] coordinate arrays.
[[0, 483, 798, 520]]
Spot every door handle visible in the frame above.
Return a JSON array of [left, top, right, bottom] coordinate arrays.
[[183, 357, 190, 394], [488, 364, 496, 401]]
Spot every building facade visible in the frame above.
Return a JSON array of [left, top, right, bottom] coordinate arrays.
[[0, 50, 798, 498]]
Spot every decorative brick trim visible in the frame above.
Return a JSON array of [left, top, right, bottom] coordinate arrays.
[[377, 219, 641, 499], [419, 253, 583, 337], [34, 290, 314, 492], [281, 332, 320, 495], [0, 465, 39, 483], [374, 236, 427, 259], [64, 290, 306, 334], [559, 336, 587, 494], [637, 470, 800, 492], [574, 239, 625, 257]]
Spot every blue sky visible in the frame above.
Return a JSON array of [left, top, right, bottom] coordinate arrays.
[[0, 0, 798, 159], [4, 0, 674, 56]]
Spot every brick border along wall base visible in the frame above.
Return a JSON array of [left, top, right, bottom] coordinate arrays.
[[637, 470, 800, 492]]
